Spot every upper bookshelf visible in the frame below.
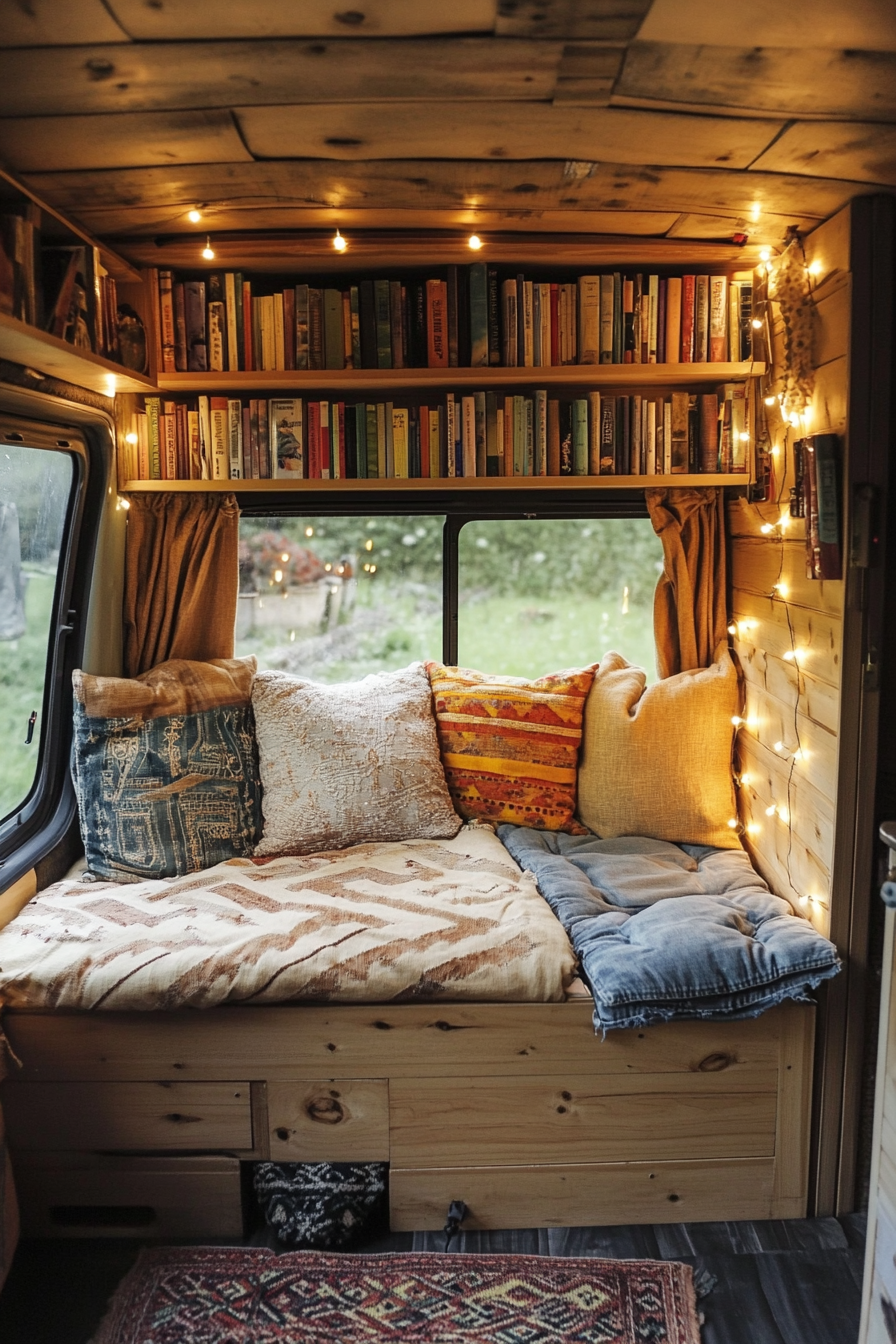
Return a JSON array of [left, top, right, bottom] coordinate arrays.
[[156, 362, 763, 394], [0, 165, 155, 396]]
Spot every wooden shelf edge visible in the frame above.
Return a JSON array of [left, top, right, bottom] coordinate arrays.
[[155, 362, 764, 394], [123, 474, 751, 493], [0, 312, 156, 396]]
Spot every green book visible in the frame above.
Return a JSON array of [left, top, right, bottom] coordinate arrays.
[[573, 398, 588, 475], [355, 402, 367, 478], [365, 403, 378, 478], [469, 263, 488, 368], [474, 391, 487, 476], [374, 279, 392, 369], [323, 288, 344, 370]]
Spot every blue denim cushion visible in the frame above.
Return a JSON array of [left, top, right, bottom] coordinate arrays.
[[498, 825, 840, 1032], [72, 661, 262, 882]]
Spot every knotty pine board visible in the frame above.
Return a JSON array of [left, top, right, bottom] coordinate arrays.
[[235, 102, 784, 168], [0, 0, 129, 46], [0, 109, 252, 175], [2, 1004, 784, 1083], [24, 160, 862, 243], [0, 38, 564, 117], [614, 42, 896, 122], [390, 1158, 780, 1229], [2, 1081, 253, 1152], [731, 591, 842, 687], [637, 0, 896, 51], [730, 538, 844, 618], [267, 1079, 390, 1162], [752, 121, 896, 188], [736, 641, 840, 735], [107, 0, 497, 39]]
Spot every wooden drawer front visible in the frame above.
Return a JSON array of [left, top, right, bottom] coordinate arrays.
[[390, 1158, 778, 1231], [389, 1073, 778, 1167], [3, 1081, 252, 1152], [13, 1154, 243, 1238], [268, 1080, 389, 1162]]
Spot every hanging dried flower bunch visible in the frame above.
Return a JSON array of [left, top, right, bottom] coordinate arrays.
[[768, 233, 817, 417]]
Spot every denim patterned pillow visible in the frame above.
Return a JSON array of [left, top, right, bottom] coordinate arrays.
[[72, 658, 261, 882]]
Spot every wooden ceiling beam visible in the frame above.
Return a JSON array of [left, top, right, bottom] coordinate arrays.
[[495, 0, 651, 40], [0, 0, 130, 47], [234, 102, 784, 170], [637, 0, 896, 52], [0, 38, 566, 118], [0, 110, 252, 174], [750, 122, 896, 186], [103, 0, 498, 40], [21, 158, 873, 238], [615, 43, 896, 122]]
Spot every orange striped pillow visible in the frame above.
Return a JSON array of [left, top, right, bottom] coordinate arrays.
[[425, 662, 598, 832]]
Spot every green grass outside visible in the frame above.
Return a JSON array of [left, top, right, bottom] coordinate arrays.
[[238, 582, 657, 686], [0, 570, 56, 821]]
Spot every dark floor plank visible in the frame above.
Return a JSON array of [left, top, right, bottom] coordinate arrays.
[[839, 1211, 868, 1250], [750, 1217, 851, 1254], [547, 1223, 663, 1259], [688, 1253, 789, 1344], [412, 1228, 546, 1255], [755, 1249, 865, 1344]]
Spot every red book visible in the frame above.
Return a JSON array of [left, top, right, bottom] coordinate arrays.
[[550, 283, 560, 366], [681, 275, 695, 362], [242, 281, 254, 371], [425, 279, 449, 368], [283, 288, 296, 370], [337, 401, 347, 479], [307, 400, 321, 479]]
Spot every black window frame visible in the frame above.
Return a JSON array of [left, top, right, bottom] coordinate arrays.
[[238, 486, 651, 667]]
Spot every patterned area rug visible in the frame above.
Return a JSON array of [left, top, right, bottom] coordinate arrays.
[[90, 1247, 701, 1343]]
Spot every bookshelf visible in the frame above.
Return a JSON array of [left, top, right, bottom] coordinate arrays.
[[122, 473, 750, 493], [156, 362, 763, 394], [0, 165, 156, 396], [0, 310, 156, 397]]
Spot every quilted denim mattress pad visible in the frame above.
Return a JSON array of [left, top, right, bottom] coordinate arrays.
[[498, 826, 841, 1032]]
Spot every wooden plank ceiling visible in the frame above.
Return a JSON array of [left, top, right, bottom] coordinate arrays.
[[1, 0, 895, 261]]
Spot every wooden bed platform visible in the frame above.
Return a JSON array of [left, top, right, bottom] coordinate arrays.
[[0, 998, 815, 1238]]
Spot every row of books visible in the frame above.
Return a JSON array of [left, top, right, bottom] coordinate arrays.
[[792, 435, 841, 580], [156, 266, 755, 376], [125, 386, 751, 483], [0, 205, 126, 363]]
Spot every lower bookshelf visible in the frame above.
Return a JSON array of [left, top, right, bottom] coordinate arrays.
[[122, 474, 750, 493]]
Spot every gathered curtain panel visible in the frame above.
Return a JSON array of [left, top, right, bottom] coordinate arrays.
[[123, 493, 240, 677], [645, 487, 728, 680]]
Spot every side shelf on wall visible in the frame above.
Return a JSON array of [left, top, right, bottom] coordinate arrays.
[[122, 473, 751, 493]]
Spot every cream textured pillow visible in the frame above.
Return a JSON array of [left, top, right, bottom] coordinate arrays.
[[253, 662, 462, 856], [577, 646, 741, 849]]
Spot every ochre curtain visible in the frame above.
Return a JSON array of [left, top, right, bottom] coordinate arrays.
[[645, 487, 728, 680], [123, 493, 240, 677]]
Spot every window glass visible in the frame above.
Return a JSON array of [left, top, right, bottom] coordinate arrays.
[[236, 515, 444, 682], [0, 444, 73, 821], [457, 517, 662, 680]]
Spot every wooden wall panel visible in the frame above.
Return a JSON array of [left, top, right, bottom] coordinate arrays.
[[729, 207, 850, 944], [236, 102, 784, 168], [0, 39, 563, 118]]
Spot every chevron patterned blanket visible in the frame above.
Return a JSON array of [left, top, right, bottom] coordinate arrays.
[[0, 825, 576, 1011]]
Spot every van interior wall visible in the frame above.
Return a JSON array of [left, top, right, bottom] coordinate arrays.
[[730, 205, 853, 1211]]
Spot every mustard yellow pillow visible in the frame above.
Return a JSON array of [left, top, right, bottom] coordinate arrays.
[[576, 647, 741, 848]]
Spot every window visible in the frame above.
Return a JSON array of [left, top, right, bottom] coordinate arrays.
[[237, 514, 444, 681], [0, 440, 76, 822], [237, 508, 662, 684], [457, 517, 661, 680]]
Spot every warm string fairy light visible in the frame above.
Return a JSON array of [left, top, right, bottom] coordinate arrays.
[[727, 366, 828, 920]]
